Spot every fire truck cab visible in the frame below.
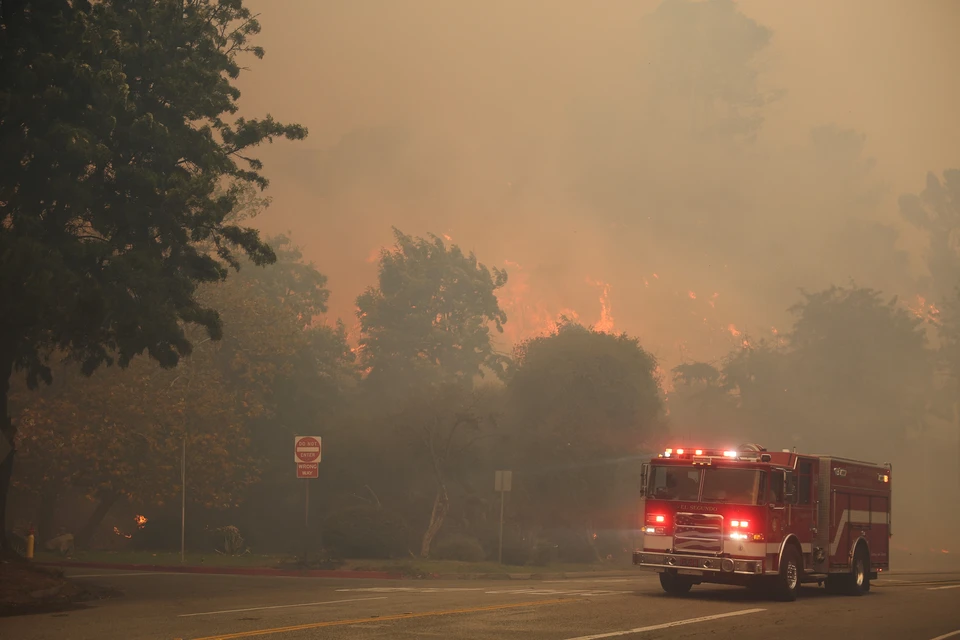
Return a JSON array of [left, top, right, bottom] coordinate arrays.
[[634, 444, 892, 601]]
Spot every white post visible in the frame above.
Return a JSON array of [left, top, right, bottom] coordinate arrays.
[[498, 489, 504, 565], [181, 438, 186, 564]]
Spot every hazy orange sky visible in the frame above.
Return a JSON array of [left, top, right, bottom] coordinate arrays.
[[235, 0, 960, 373]]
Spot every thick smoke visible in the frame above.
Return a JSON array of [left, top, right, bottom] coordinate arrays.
[[235, 0, 959, 565]]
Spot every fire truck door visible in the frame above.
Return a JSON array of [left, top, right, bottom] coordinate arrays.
[[790, 459, 817, 566]]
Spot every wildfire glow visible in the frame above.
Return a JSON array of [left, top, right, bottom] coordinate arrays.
[[907, 295, 941, 326], [727, 324, 742, 337], [135, 514, 148, 528], [591, 279, 615, 333], [688, 291, 697, 300]]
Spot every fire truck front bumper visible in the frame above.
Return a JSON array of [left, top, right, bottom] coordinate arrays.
[[633, 552, 764, 576]]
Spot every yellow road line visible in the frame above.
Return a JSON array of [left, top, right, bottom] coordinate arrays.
[[191, 597, 574, 640]]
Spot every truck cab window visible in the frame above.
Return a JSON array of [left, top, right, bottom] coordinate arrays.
[[650, 466, 701, 501], [769, 471, 784, 504], [798, 460, 813, 505]]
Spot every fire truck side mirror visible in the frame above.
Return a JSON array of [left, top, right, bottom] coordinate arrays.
[[640, 463, 650, 498]]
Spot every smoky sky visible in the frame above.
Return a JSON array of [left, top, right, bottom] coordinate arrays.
[[235, 0, 960, 375]]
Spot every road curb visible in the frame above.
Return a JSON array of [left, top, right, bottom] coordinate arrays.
[[35, 561, 403, 580]]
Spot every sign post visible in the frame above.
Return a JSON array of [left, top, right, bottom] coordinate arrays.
[[294, 436, 322, 567], [494, 470, 512, 565]]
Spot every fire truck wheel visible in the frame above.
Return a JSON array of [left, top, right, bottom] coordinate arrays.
[[775, 545, 802, 601], [659, 571, 694, 596], [845, 545, 871, 596]]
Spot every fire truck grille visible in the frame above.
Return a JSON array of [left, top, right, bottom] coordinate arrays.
[[673, 512, 724, 554]]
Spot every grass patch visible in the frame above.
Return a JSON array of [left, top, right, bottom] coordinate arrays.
[[34, 550, 291, 568], [34, 550, 633, 576]]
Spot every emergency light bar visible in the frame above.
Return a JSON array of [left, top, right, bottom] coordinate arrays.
[[658, 444, 771, 462]]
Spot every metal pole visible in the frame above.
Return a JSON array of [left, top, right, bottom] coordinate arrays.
[[498, 489, 504, 565], [180, 438, 186, 564], [304, 480, 310, 567]]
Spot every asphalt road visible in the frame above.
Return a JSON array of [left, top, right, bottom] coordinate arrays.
[[5, 568, 959, 640]]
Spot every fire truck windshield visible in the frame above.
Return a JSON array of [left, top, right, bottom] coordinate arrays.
[[649, 466, 765, 505]]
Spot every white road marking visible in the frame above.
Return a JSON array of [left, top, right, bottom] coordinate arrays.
[[927, 585, 960, 591], [336, 587, 483, 593], [561, 608, 767, 640], [544, 579, 633, 584], [177, 596, 387, 617], [485, 589, 619, 597], [929, 631, 960, 640]]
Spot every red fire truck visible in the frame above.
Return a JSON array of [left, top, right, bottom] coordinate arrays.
[[634, 444, 892, 601]]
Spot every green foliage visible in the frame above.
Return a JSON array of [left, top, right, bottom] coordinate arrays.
[[0, 0, 306, 385], [505, 321, 662, 530], [432, 533, 486, 562], [356, 228, 509, 397], [708, 285, 934, 453]]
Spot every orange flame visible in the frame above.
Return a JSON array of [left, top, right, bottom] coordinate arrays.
[[727, 324, 742, 337], [907, 295, 941, 326], [590, 279, 615, 333], [135, 514, 148, 528], [688, 291, 697, 300]]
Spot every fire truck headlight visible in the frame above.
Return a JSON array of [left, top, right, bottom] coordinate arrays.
[[644, 527, 655, 534]]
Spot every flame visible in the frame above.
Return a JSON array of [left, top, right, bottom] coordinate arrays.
[[907, 295, 941, 326], [442, 233, 453, 242], [135, 514, 148, 528], [365, 247, 382, 264], [643, 278, 650, 288], [652, 273, 659, 280], [727, 324, 742, 337], [590, 279, 614, 333], [708, 292, 719, 309], [113, 526, 132, 540], [687, 291, 697, 300], [498, 260, 567, 342]]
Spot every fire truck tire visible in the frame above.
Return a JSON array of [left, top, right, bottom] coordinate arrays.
[[775, 545, 802, 601], [659, 571, 694, 596], [844, 545, 871, 596]]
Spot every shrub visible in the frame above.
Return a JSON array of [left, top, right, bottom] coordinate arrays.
[[431, 533, 486, 562], [322, 505, 409, 559], [540, 529, 598, 564]]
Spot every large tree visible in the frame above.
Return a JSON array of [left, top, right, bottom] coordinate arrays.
[[356, 229, 509, 397], [718, 286, 933, 455], [504, 321, 662, 536], [900, 169, 960, 302], [0, 0, 306, 553]]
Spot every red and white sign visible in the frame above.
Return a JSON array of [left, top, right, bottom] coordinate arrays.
[[294, 436, 321, 463], [297, 463, 319, 479]]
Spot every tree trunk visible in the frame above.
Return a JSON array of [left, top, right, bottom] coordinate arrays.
[[419, 486, 449, 558], [36, 486, 59, 545], [0, 344, 17, 558], [75, 491, 118, 550]]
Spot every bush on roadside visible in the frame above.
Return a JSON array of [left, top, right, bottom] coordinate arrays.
[[322, 505, 409, 559], [431, 533, 486, 562], [538, 529, 598, 564]]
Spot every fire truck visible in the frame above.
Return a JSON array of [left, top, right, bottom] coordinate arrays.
[[634, 444, 892, 601]]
